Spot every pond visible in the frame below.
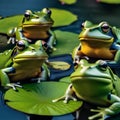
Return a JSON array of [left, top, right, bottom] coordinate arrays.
[[0, 0, 120, 120]]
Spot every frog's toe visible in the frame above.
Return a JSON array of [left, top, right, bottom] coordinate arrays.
[[73, 98, 77, 101], [14, 84, 22, 88], [6, 83, 22, 90], [89, 107, 105, 120], [63, 99, 68, 103], [88, 112, 103, 120], [52, 96, 66, 103], [52, 99, 58, 103]]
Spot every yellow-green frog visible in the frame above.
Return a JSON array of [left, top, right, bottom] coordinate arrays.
[[73, 20, 120, 62], [0, 40, 48, 90], [53, 59, 120, 120], [7, 8, 56, 53]]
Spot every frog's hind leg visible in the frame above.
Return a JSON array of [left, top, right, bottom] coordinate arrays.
[[52, 95, 66, 103], [52, 84, 77, 103], [0, 67, 22, 90]]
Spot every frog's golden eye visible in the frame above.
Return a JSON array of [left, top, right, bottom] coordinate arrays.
[[17, 40, 26, 50], [101, 23, 110, 33]]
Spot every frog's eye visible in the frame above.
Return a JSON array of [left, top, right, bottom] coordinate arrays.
[[81, 22, 85, 29], [43, 8, 51, 15], [96, 60, 108, 71], [101, 23, 110, 33], [47, 9, 52, 15], [99, 64, 107, 71], [24, 10, 32, 20], [16, 40, 26, 50]]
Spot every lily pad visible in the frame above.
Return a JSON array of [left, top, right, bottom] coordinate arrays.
[[51, 8, 78, 27], [60, 76, 71, 83], [0, 8, 77, 34], [59, 0, 77, 4], [52, 30, 79, 55], [0, 15, 23, 34], [97, 0, 120, 4], [4, 82, 82, 116]]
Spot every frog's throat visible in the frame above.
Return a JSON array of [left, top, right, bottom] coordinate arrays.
[[79, 37, 114, 43]]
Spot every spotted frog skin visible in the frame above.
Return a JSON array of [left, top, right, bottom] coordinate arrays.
[[53, 59, 120, 120], [7, 8, 57, 53]]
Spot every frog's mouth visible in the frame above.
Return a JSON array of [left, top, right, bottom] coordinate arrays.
[[79, 37, 114, 43], [70, 75, 112, 84], [13, 56, 48, 62], [22, 22, 53, 30]]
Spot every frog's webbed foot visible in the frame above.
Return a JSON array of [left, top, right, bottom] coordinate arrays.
[[6, 83, 22, 90], [52, 84, 77, 103], [88, 107, 108, 120]]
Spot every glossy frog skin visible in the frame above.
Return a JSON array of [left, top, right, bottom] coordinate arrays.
[[53, 59, 120, 120], [0, 40, 48, 90], [7, 8, 56, 53], [73, 20, 120, 61]]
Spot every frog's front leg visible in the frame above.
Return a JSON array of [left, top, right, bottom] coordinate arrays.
[[31, 65, 49, 83], [52, 84, 77, 103], [0, 67, 22, 90], [89, 94, 120, 120], [7, 27, 17, 44], [46, 30, 57, 53]]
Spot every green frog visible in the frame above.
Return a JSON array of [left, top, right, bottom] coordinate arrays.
[[53, 59, 120, 120], [7, 8, 56, 53], [0, 40, 48, 90], [73, 20, 120, 63]]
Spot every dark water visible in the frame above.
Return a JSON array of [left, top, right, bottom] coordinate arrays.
[[1, 0, 120, 33], [0, 0, 120, 120]]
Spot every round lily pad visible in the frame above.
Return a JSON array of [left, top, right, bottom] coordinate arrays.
[[0, 15, 23, 34], [52, 30, 79, 55], [51, 8, 78, 27], [4, 82, 82, 116]]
